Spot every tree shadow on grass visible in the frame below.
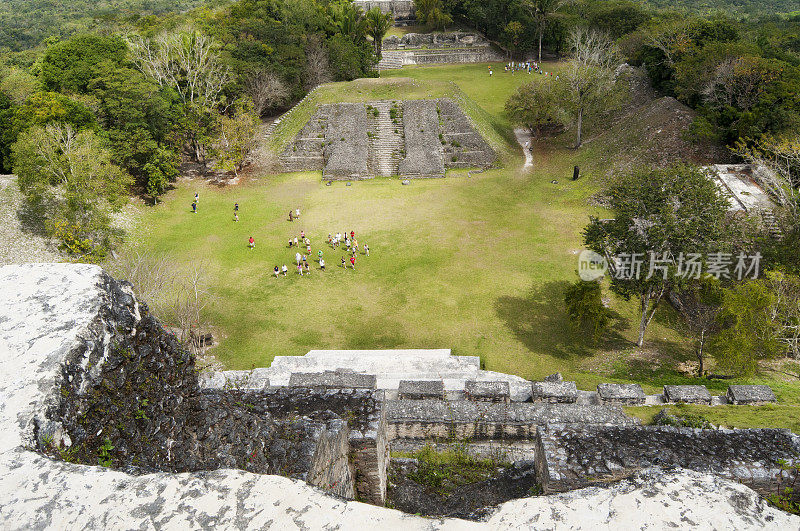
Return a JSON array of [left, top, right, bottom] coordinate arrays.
[[495, 281, 630, 360]]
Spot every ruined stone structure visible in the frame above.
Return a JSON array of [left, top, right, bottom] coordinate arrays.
[[0, 263, 798, 528], [377, 33, 505, 70], [281, 98, 496, 178], [354, 0, 415, 25]]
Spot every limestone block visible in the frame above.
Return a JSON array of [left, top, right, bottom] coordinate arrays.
[[597, 383, 646, 405], [398, 380, 445, 400], [727, 385, 777, 405], [663, 385, 712, 405], [531, 381, 578, 403], [465, 380, 510, 403]]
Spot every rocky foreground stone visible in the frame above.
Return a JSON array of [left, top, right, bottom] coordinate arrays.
[[0, 263, 797, 529]]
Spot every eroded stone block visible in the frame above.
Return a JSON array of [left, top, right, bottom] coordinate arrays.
[[531, 381, 578, 404], [727, 385, 777, 405], [663, 385, 712, 405], [398, 380, 444, 400], [597, 383, 645, 405]]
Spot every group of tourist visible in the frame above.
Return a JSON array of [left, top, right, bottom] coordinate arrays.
[[276, 225, 371, 278], [188, 194, 372, 278], [489, 61, 555, 77]]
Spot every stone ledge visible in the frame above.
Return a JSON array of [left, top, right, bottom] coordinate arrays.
[[663, 385, 712, 404], [727, 385, 777, 405], [597, 383, 646, 405]]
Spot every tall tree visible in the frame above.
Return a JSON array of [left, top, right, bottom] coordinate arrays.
[[558, 27, 619, 148], [12, 123, 131, 257], [366, 8, 393, 59], [523, 0, 564, 64], [583, 164, 730, 347], [414, 0, 452, 31]]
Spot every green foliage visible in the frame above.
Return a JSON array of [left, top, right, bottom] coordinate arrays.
[[583, 164, 730, 346], [711, 279, 782, 375], [12, 124, 131, 258], [0, 92, 15, 173], [97, 437, 115, 467], [212, 99, 260, 176], [564, 279, 611, 340], [403, 444, 507, 496], [767, 460, 800, 516], [327, 34, 377, 81], [415, 0, 453, 31], [366, 8, 393, 58], [40, 34, 128, 93], [505, 79, 565, 137], [652, 408, 713, 428], [13, 92, 97, 133]]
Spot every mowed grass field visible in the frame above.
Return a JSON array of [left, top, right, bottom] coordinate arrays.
[[118, 62, 800, 429]]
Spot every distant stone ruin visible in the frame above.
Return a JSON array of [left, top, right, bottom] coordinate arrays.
[[354, 0, 415, 25], [1, 263, 798, 528], [377, 33, 504, 70], [281, 98, 496, 179]]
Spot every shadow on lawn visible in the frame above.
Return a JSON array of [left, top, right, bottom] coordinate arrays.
[[495, 281, 630, 359]]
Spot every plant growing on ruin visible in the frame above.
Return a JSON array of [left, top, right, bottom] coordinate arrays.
[[768, 459, 800, 515], [97, 438, 115, 467]]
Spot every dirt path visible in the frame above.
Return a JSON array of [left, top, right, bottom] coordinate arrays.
[[513, 128, 533, 169]]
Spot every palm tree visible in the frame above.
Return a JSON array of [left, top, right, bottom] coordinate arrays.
[[366, 8, 393, 59]]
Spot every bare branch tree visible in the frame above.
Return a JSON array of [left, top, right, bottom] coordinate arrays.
[[245, 71, 289, 117], [559, 28, 619, 148], [126, 29, 230, 110], [303, 36, 332, 91]]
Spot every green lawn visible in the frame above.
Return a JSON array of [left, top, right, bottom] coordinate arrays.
[[117, 63, 799, 428]]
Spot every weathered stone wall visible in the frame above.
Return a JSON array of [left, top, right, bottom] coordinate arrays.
[[324, 103, 371, 180], [384, 32, 491, 50], [37, 269, 385, 503], [354, 0, 415, 22], [437, 98, 496, 169], [386, 400, 638, 440], [398, 99, 445, 177], [282, 99, 495, 177], [536, 424, 800, 495]]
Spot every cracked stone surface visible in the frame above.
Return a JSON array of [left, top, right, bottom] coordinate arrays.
[[0, 263, 798, 530]]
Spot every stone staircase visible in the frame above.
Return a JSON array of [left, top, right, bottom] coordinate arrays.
[[258, 349, 533, 400], [760, 209, 783, 240], [369, 101, 404, 177], [377, 51, 404, 70]]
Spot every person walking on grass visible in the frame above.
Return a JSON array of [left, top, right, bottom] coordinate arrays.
[[295, 208, 301, 219], [302, 254, 307, 265], [320, 258, 326, 271], [341, 256, 346, 268], [274, 266, 279, 278], [234, 212, 239, 222], [350, 255, 356, 269], [294, 237, 298, 247], [297, 263, 303, 276], [234, 202, 239, 212], [317, 249, 323, 262], [195, 192, 199, 203], [295, 252, 302, 265], [306, 243, 312, 256], [364, 243, 369, 256], [304, 262, 311, 275], [281, 264, 288, 276], [289, 210, 293, 222], [248, 236, 255, 249], [300, 230, 305, 239], [350, 230, 355, 240], [328, 233, 333, 246], [192, 201, 197, 213], [289, 238, 293, 248]]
